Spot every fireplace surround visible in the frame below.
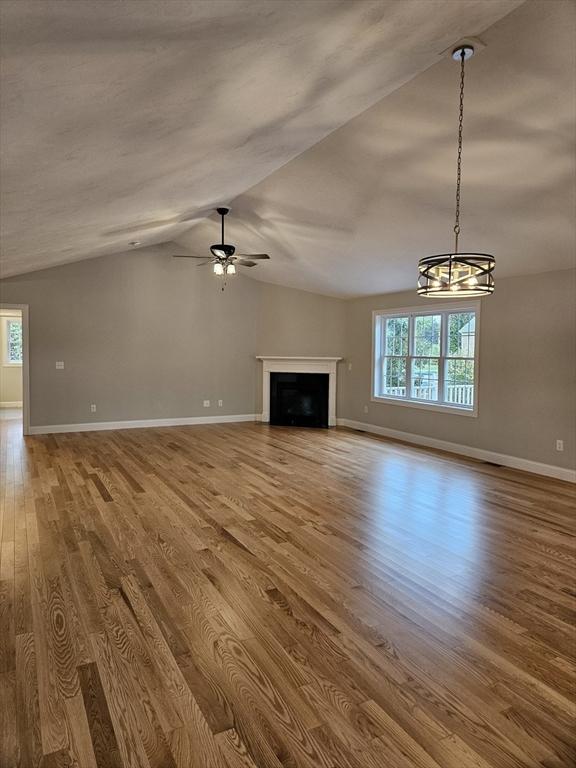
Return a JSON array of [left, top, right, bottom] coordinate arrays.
[[256, 356, 342, 427]]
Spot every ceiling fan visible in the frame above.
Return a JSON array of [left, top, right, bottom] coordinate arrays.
[[172, 207, 270, 285]]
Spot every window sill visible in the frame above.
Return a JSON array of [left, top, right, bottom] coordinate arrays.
[[372, 395, 477, 417], [2, 362, 22, 368]]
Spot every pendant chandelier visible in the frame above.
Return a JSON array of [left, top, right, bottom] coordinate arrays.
[[417, 45, 495, 297]]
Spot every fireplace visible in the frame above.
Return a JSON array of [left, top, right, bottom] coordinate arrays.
[[256, 356, 342, 427], [270, 372, 329, 428]]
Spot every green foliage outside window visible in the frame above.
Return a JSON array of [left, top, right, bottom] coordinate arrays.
[[7, 320, 22, 363]]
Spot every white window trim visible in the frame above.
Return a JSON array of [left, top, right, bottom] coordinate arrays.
[[2, 317, 23, 367], [371, 300, 481, 417]]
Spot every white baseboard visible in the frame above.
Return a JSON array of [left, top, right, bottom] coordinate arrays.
[[0, 401, 23, 408], [29, 413, 257, 435], [27, 413, 574, 483], [337, 418, 576, 484]]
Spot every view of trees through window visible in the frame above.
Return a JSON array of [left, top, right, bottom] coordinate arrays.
[[375, 308, 477, 410], [6, 319, 22, 363]]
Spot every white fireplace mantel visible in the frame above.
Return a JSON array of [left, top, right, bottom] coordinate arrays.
[[256, 356, 342, 426]]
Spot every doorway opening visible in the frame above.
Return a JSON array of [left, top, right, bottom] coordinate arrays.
[[0, 305, 30, 435]]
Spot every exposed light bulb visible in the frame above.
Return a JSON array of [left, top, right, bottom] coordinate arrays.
[[213, 262, 224, 275], [466, 275, 478, 286], [226, 263, 236, 275]]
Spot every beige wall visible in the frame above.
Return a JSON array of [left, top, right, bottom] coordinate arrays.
[[0, 247, 345, 426], [341, 269, 576, 470], [0, 253, 574, 472], [255, 281, 347, 413], [0, 312, 23, 405]]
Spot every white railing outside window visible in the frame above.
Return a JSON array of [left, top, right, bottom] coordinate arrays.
[[383, 384, 474, 406]]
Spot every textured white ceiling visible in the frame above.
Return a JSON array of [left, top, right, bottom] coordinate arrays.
[[0, 0, 524, 279], [176, 0, 576, 296]]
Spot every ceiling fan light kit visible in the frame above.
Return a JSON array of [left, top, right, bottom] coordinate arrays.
[[417, 44, 495, 298]]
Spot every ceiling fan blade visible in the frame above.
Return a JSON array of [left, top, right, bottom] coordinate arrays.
[[237, 253, 270, 259], [235, 259, 257, 267]]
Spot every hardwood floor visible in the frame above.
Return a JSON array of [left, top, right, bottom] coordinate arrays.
[[1, 419, 575, 768]]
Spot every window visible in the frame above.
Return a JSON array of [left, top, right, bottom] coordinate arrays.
[[3, 318, 22, 365], [373, 302, 479, 414]]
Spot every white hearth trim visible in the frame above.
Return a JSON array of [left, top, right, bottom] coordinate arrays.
[[257, 356, 342, 427]]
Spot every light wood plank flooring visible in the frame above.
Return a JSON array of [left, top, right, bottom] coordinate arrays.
[[1, 419, 575, 767]]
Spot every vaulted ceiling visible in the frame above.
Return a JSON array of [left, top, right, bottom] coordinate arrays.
[[1, 0, 573, 296], [0, 0, 524, 279]]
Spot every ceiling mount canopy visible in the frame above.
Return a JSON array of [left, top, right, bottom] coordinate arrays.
[[417, 44, 495, 298]]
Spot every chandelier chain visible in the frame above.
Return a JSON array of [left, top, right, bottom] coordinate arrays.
[[454, 49, 466, 252]]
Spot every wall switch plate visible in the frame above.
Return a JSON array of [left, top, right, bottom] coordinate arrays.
[[363, 405, 369, 414], [348, 362, 353, 371], [55, 361, 64, 369], [203, 400, 210, 408], [556, 439, 564, 452], [90, 404, 97, 413], [218, 400, 223, 407]]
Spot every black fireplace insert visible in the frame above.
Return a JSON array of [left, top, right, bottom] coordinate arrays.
[[270, 372, 329, 428]]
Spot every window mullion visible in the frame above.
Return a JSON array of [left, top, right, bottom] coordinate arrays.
[[379, 316, 386, 398], [379, 317, 385, 397], [407, 314, 414, 399], [438, 311, 447, 405]]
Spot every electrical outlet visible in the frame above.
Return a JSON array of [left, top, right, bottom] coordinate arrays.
[[218, 400, 223, 407], [90, 404, 97, 413], [556, 439, 564, 452], [203, 400, 210, 408], [55, 361, 64, 369], [363, 405, 369, 414]]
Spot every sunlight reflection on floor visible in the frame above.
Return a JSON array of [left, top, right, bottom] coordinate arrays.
[[361, 451, 484, 600]]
